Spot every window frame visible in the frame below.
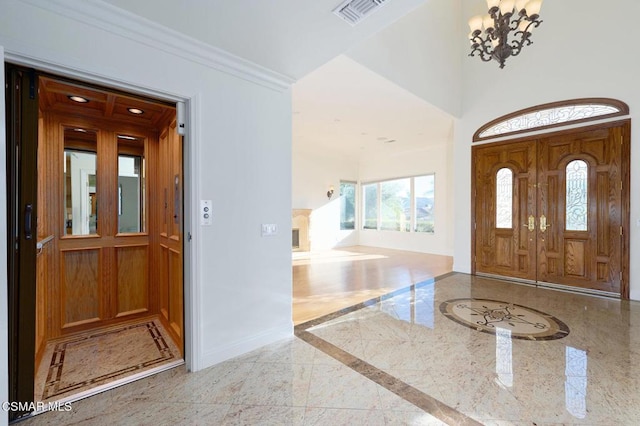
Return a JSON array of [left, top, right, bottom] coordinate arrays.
[[361, 174, 435, 234]]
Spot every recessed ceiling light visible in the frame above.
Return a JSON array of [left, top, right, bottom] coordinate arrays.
[[118, 135, 138, 140], [127, 108, 144, 115], [73, 128, 87, 133], [68, 95, 89, 103]]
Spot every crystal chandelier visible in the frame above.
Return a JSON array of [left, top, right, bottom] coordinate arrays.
[[468, 0, 543, 69]]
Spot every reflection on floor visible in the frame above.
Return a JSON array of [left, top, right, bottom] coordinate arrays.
[[293, 246, 453, 324], [35, 318, 182, 403], [25, 273, 640, 425]]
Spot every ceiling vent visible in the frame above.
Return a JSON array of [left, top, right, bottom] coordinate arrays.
[[333, 0, 389, 26]]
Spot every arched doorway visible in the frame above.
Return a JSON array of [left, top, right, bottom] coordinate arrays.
[[471, 100, 630, 298]]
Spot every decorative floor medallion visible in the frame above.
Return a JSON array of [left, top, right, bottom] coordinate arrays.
[[440, 298, 569, 340]]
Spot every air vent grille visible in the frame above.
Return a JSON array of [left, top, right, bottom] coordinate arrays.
[[333, 0, 389, 26]]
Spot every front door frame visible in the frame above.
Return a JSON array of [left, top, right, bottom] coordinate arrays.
[[471, 119, 631, 299]]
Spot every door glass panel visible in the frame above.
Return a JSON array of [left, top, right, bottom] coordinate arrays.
[[118, 136, 145, 233], [64, 129, 97, 236], [496, 168, 513, 228], [565, 160, 588, 231]]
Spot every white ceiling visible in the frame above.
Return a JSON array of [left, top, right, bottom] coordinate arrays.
[[100, 0, 454, 163], [101, 0, 428, 79], [293, 55, 453, 163]]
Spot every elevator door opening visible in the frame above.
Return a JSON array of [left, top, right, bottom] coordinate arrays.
[[6, 65, 186, 419]]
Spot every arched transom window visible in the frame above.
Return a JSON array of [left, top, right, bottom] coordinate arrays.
[[474, 98, 629, 142]]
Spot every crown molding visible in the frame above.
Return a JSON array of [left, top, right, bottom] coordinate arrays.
[[22, 0, 295, 92]]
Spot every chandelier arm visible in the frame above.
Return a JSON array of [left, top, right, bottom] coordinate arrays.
[[510, 14, 526, 32], [519, 18, 543, 34], [469, 42, 497, 63]]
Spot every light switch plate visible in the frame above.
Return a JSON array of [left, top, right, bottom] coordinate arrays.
[[200, 200, 212, 226], [261, 223, 278, 236]]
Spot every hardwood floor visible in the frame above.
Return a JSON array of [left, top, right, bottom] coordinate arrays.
[[292, 246, 453, 325]]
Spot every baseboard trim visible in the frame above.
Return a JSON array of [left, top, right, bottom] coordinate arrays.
[[198, 323, 293, 371]]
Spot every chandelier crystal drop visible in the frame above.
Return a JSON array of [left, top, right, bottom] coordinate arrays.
[[468, 0, 543, 68]]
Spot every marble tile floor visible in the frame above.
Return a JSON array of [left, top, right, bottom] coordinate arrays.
[[22, 273, 640, 425]]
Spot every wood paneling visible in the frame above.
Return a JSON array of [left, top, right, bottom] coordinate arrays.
[[156, 120, 184, 355], [61, 249, 101, 328], [35, 75, 183, 363], [473, 140, 537, 280], [169, 248, 183, 339], [564, 240, 586, 277], [159, 245, 169, 322], [37, 109, 159, 337], [116, 245, 149, 316], [538, 126, 622, 293]]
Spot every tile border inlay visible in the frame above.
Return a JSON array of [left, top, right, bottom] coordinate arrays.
[[295, 272, 483, 426], [42, 320, 176, 400]]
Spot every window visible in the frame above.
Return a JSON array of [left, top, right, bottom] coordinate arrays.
[[414, 175, 435, 233], [565, 160, 588, 231], [474, 98, 628, 142], [362, 174, 435, 233], [496, 168, 513, 228], [340, 181, 356, 230], [381, 178, 410, 231], [362, 183, 378, 230]]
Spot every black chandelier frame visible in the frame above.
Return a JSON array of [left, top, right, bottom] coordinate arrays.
[[469, 6, 543, 69]]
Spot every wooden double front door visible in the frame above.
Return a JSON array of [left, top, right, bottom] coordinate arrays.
[[473, 121, 630, 297]]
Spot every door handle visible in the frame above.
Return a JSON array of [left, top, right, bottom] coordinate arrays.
[[523, 215, 535, 232], [24, 204, 33, 240], [540, 214, 551, 233]]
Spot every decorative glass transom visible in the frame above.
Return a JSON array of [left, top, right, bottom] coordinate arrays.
[[565, 160, 588, 231], [496, 168, 513, 228], [474, 99, 628, 142]]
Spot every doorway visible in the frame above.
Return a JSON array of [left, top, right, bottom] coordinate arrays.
[[6, 65, 186, 419], [472, 120, 630, 298]]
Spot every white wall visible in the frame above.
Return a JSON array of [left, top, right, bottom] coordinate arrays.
[[292, 150, 359, 249], [455, 0, 640, 300], [347, 0, 462, 117], [358, 142, 454, 256], [0, 2, 293, 420]]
